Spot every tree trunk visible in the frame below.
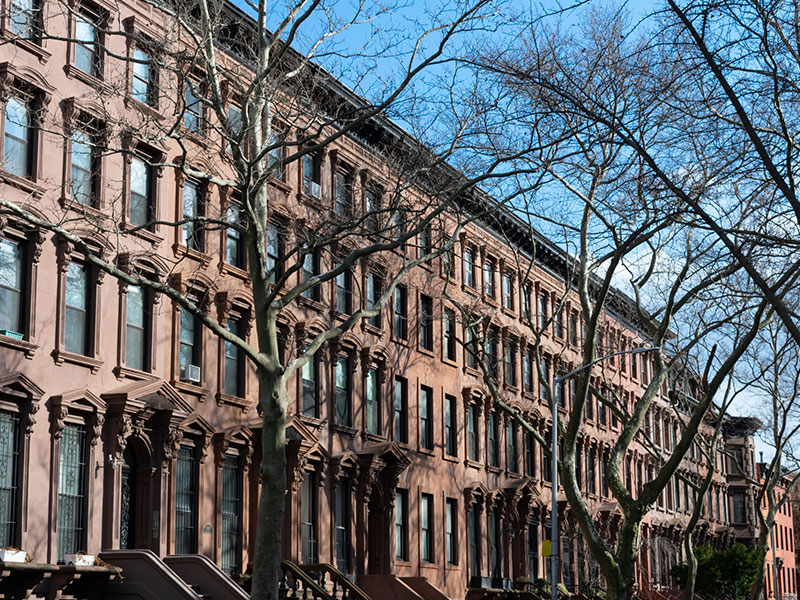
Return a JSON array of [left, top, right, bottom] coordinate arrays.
[[684, 532, 698, 600], [605, 520, 640, 600], [250, 372, 289, 600], [750, 527, 771, 600]]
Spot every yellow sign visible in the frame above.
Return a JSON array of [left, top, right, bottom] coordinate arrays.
[[542, 540, 552, 557]]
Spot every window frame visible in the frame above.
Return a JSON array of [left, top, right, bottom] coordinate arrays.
[[419, 293, 433, 351], [0, 225, 41, 352], [394, 376, 408, 444], [55, 245, 102, 370], [68, 2, 107, 82], [393, 285, 408, 341], [419, 385, 433, 451]]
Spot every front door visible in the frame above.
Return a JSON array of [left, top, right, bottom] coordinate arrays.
[[120, 446, 137, 549]]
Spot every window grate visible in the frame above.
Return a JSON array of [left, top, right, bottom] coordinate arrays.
[[57, 423, 86, 562], [175, 446, 198, 554], [221, 455, 241, 575], [0, 410, 19, 548]]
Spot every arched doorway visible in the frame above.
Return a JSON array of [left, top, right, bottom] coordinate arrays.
[[118, 437, 153, 550], [120, 446, 137, 549]]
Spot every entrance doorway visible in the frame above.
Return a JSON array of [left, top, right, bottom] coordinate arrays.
[[120, 446, 137, 549]]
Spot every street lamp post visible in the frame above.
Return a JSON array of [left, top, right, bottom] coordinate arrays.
[[549, 346, 656, 600]]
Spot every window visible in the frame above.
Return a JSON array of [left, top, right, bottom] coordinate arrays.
[[301, 353, 317, 417], [442, 247, 455, 278], [182, 180, 203, 250], [267, 130, 283, 179], [543, 430, 552, 482], [631, 349, 638, 378], [540, 356, 550, 401], [10, 0, 41, 39], [463, 246, 475, 288], [468, 404, 479, 461], [0, 409, 19, 547], [732, 492, 746, 524], [554, 307, 564, 338], [469, 505, 480, 577], [419, 226, 434, 257], [129, 155, 153, 226], [334, 479, 351, 572], [131, 48, 155, 106], [366, 367, 380, 435], [64, 262, 90, 355], [179, 310, 201, 379], [538, 292, 549, 330], [226, 201, 245, 269], [587, 447, 596, 494], [302, 251, 320, 301], [0, 239, 24, 337], [569, 313, 578, 345], [393, 286, 407, 340], [598, 399, 607, 425], [125, 285, 149, 371], [421, 493, 433, 562], [445, 394, 457, 457], [585, 392, 594, 420], [443, 309, 456, 361], [507, 420, 518, 473], [74, 8, 101, 78], [266, 222, 283, 284], [335, 357, 351, 426], [335, 169, 352, 214], [175, 445, 198, 554], [365, 188, 380, 232], [488, 411, 499, 467], [489, 508, 501, 578], [446, 498, 457, 565], [524, 348, 534, 393], [486, 329, 498, 379], [220, 455, 242, 575], [525, 432, 535, 476], [334, 264, 352, 313], [4, 94, 31, 178], [183, 79, 203, 132], [301, 471, 317, 563], [465, 325, 478, 369], [601, 455, 608, 497], [70, 126, 98, 206], [224, 318, 244, 397], [303, 152, 321, 198], [522, 284, 531, 320], [503, 270, 514, 310], [484, 257, 495, 298], [394, 376, 407, 443], [419, 294, 433, 350], [555, 377, 566, 408], [505, 340, 517, 387], [366, 270, 382, 328], [420, 385, 433, 450], [395, 489, 408, 560], [57, 423, 86, 562]]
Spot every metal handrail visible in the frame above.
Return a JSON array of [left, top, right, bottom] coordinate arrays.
[[280, 560, 332, 600], [298, 563, 371, 600]]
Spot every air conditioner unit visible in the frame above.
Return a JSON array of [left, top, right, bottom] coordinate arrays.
[[305, 180, 321, 198], [181, 364, 201, 383]]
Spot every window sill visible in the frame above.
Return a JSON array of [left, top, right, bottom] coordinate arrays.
[[59, 195, 106, 219], [179, 126, 209, 148], [462, 365, 481, 377], [417, 345, 434, 358], [442, 453, 459, 464], [391, 335, 409, 347], [462, 283, 478, 297], [124, 96, 162, 119], [114, 365, 156, 381], [1, 171, 45, 197], [502, 307, 516, 318], [0, 33, 50, 63], [361, 322, 384, 337], [173, 244, 212, 266], [63, 64, 111, 93], [299, 192, 325, 211], [126, 226, 162, 245], [268, 176, 291, 194], [296, 295, 325, 312], [417, 447, 435, 456], [362, 431, 387, 443], [297, 413, 324, 428], [483, 295, 498, 307], [487, 465, 502, 474], [504, 383, 519, 394], [465, 459, 483, 470], [173, 380, 209, 400], [219, 261, 250, 282], [331, 309, 352, 322], [216, 392, 249, 411], [441, 355, 458, 368], [506, 470, 522, 479], [53, 349, 103, 373], [0, 334, 37, 358], [331, 423, 358, 438]]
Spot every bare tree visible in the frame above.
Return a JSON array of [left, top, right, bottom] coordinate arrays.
[[0, 0, 517, 597]]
